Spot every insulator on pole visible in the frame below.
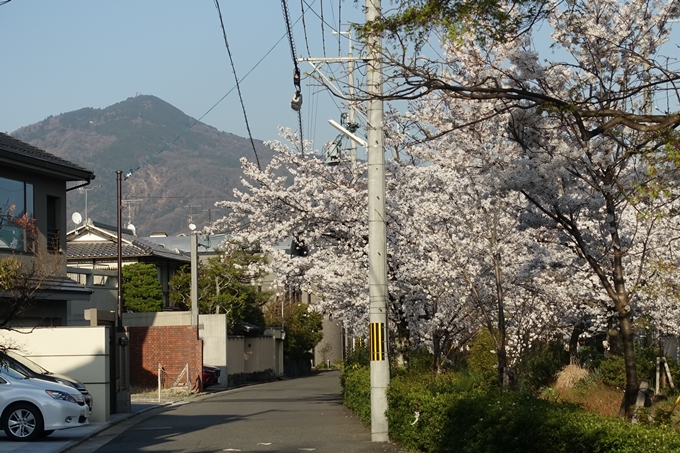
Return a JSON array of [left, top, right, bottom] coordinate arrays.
[[291, 91, 303, 111]]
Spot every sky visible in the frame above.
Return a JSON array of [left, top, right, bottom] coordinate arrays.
[[0, 0, 366, 157]]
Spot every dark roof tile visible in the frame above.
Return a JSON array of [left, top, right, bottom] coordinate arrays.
[[0, 132, 94, 180]]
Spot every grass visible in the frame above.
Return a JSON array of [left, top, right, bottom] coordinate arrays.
[[130, 385, 200, 403]]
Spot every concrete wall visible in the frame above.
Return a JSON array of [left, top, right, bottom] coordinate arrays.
[[124, 312, 191, 327], [227, 337, 245, 375], [199, 314, 227, 385], [66, 268, 117, 326], [0, 327, 110, 423], [313, 319, 344, 366], [244, 336, 275, 373]]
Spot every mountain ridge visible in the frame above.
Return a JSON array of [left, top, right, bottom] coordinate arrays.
[[12, 95, 272, 236]]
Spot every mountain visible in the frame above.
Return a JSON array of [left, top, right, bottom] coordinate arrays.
[[12, 95, 274, 236]]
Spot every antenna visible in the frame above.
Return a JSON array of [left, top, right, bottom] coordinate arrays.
[[183, 204, 201, 230], [122, 199, 143, 226]]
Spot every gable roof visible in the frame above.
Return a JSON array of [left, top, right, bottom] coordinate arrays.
[[0, 132, 95, 182], [66, 220, 190, 263]]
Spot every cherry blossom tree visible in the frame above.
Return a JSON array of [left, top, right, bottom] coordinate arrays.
[[359, 0, 680, 415]]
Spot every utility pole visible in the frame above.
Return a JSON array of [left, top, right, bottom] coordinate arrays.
[[366, 0, 389, 442], [191, 233, 199, 326], [301, 4, 390, 441]]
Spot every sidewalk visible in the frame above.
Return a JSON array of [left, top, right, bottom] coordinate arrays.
[[0, 393, 200, 453]]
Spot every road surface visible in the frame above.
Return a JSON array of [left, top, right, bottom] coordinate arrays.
[[67, 370, 406, 453]]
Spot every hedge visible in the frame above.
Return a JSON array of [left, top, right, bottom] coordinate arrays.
[[342, 366, 680, 453]]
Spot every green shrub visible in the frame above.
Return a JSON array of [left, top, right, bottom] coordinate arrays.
[[345, 343, 369, 368], [518, 340, 570, 393], [593, 355, 626, 388], [384, 373, 680, 453], [405, 348, 436, 374], [467, 329, 498, 386], [340, 365, 371, 426]]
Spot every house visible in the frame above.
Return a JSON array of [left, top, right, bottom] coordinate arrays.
[[66, 220, 191, 317], [0, 132, 95, 327]]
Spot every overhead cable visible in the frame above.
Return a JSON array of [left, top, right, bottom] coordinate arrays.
[[281, 0, 306, 154], [320, 0, 327, 57], [338, 0, 342, 55], [300, 0, 311, 56], [213, 0, 261, 170], [124, 6, 311, 179]]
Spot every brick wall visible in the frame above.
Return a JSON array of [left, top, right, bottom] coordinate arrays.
[[129, 325, 203, 389]]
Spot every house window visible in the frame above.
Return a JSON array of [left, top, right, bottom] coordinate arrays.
[[0, 177, 33, 251], [93, 275, 109, 286], [67, 273, 87, 285]]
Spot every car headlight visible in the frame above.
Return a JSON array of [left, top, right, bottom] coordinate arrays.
[[56, 379, 77, 389], [45, 390, 84, 404]]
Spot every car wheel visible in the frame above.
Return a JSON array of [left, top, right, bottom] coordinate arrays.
[[3, 403, 44, 441]]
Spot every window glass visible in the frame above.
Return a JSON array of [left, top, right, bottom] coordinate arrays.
[[0, 364, 28, 380], [0, 177, 32, 251], [25, 183, 33, 217], [68, 273, 87, 285], [0, 177, 25, 215]]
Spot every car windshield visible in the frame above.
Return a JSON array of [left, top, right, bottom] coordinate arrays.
[[5, 351, 50, 375]]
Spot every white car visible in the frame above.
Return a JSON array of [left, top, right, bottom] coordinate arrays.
[[0, 366, 89, 441]]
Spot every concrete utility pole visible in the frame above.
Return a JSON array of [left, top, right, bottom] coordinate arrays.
[[366, 0, 390, 442], [299, 3, 390, 441], [191, 233, 199, 326]]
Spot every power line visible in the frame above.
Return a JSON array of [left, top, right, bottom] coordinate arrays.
[[338, 0, 342, 55], [123, 8, 309, 180], [300, 0, 312, 56], [320, 0, 327, 57], [281, 0, 306, 154], [213, 0, 261, 171]]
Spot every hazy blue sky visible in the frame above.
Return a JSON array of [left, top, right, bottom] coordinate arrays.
[[0, 1, 364, 151]]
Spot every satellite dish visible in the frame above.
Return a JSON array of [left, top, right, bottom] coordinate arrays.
[[72, 212, 82, 225], [127, 224, 136, 235], [189, 223, 196, 231]]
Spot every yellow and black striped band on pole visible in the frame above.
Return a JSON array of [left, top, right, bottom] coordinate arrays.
[[369, 322, 385, 361]]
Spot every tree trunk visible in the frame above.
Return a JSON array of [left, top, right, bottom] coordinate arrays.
[[493, 250, 508, 387], [618, 310, 639, 418], [569, 323, 584, 365]]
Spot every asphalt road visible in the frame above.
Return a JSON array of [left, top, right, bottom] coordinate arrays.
[[67, 371, 406, 453]]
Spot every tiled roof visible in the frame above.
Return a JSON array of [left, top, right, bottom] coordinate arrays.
[[66, 221, 190, 263], [67, 241, 150, 259], [0, 132, 95, 181]]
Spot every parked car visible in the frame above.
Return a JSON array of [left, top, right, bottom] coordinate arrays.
[[202, 365, 221, 387], [0, 351, 92, 414], [0, 366, 89, 441]]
